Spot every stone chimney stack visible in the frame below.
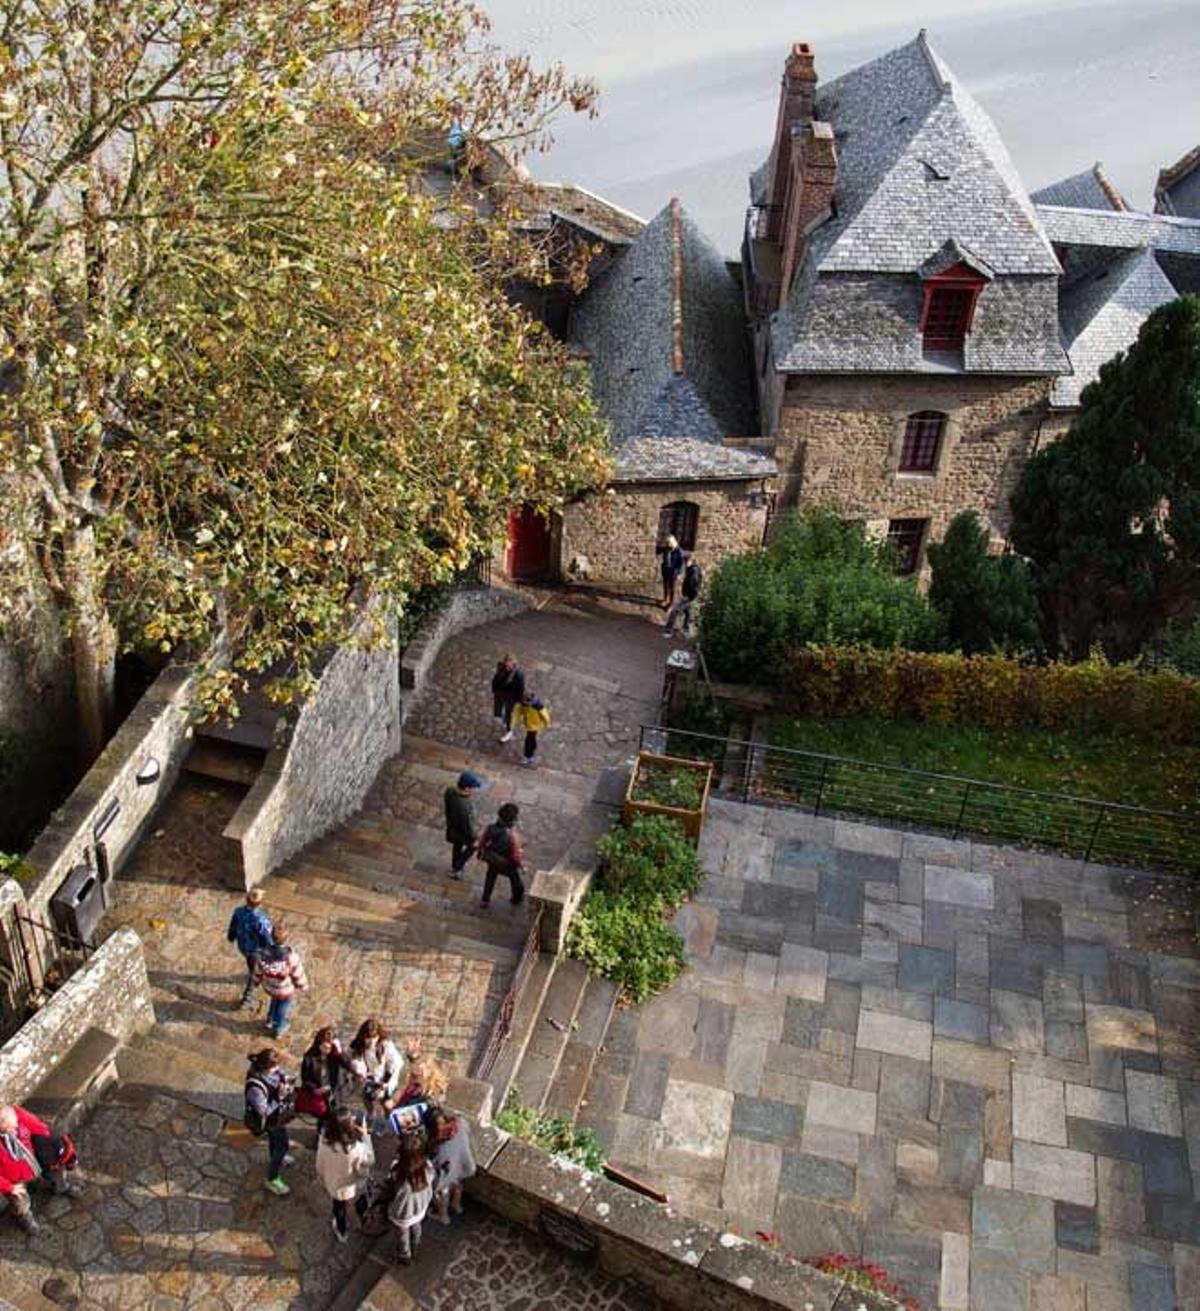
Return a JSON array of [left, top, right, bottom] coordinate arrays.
[[765, 42, 818, 240], [778, 121, 838, 307]]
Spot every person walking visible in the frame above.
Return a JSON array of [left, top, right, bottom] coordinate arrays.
[[477, 803, 526, 908], [253, 924, 309, 1038], [227, 887, 273, 1009], [427, 1105, 475, 1226], [315, 1110, 375, 1243], [664, 551, 704, 638], [0, 1104, 82, 1236], [491, 654, 525, 743], [659, 534, 684, 608], [510, 692, 550, 768], [387, 1135, 436, 1264], [443, 771, 483, 879], [297, 1026, 348, 1123], [244, 1049, 296, 1196]]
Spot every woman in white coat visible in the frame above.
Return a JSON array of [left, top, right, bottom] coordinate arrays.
[[315, 1110, 374, 1242]]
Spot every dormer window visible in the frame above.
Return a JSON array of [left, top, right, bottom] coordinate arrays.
[[918, 251, 991, 355]]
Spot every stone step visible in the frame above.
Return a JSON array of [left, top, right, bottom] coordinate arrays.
[[182, 740, 263, 787], [117, 1032, 246, 1120], [542, 974, 619, 1122], [483, 952, 555, 1107], [509, 957, 591, 1113]]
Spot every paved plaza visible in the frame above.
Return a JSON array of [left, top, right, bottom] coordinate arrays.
[[577, 800, 1200, 1310]]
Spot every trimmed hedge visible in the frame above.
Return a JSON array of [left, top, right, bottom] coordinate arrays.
[[781, 646, 1200, 745]]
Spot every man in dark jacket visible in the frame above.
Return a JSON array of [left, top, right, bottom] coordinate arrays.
[[443, 771, 483, 879], [227, 888, 273, 1008], [477, 803, 525, 908], [665, 553, 703, 637], [491, 654, 525, 743]]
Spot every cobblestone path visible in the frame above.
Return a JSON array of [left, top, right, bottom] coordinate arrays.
[[0, 591, 667, 1310], [578, 801, 1200, 1311]]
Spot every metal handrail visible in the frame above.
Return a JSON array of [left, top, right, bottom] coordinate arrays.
[[471, 905, 543, 1081], [641, 724, 1200, 872]]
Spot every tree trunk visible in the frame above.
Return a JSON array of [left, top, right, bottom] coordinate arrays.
[[63, 525, 117, 764]]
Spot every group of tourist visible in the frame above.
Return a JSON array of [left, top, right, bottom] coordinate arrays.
[[243, 1018, 475, 1261]]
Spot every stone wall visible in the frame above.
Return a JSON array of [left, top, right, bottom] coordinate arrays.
[[21, 664, 201, 921], [775, 374, 1054, 554], [0, 927, 154, 1105], [226, 606, 402, 889], [560, 481, 770, 589], [454, 1091, 897, 1311], [400, 586, 531, 694]]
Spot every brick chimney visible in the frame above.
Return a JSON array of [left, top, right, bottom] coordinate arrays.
[[777, 121, 838, 308], [765, 42, 818, 240]]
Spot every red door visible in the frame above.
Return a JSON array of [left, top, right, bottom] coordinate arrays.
[[506, 504, 553, 580]]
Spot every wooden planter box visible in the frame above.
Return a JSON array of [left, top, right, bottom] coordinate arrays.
[[623, 751, 713, 843]]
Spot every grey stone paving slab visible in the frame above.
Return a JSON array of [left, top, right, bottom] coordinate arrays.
[[935, 997, 991, 1044], [776, 942, 828, 1002], [990, 937, 1050, 996], [807, 1080, 877, 1135], [1140, 1131, 1193, 1197], [1046, 1019, 1090, 1063], [1013, 1072, 1068, 1146], [1065, 1083, 1127, 1125], [856, 1008, 933, 1061], [1023, 897, 1064, 944], [1126, 1069, 1184, 1136], [899, 943, 956, 996], [822, 979, 861, 1034], [973, 1186, 1057, 1270], [625, 1051, 671, 1120], [695, 998, 735, 1066], [930, 1079, 988, 1128], [992, 990, 1046, 1053], [1011, 1141, 1097, 1205], [731, 1095, 802, 1144], [780, 1151, 857, 1201], [970, 1249, 1028, 1311], [782, 997, 824, 1049], [1055, 1200, 1100, 1252], [925, 865, 995, 909], [1130, 1262, 1177, 1311]]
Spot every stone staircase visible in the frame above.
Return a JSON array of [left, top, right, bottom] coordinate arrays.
[[490, 954, 619, 1123], [184, 691, 281, 787]]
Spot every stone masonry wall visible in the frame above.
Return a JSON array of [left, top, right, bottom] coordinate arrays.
[[0, 927, 154, 1105], [21, 664, 202, 922], [560, 482, 769, 589], [226, 606, 402, 889], [776, 374, 1054, 552], [400, 586, 530, 694]]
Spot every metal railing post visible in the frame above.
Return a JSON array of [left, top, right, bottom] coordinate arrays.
[[953, 782, 973, 840], [813, 757, 831, 816], [1084, 806, 1107, 863]]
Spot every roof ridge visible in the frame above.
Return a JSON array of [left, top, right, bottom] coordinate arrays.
[[670, 196, 685, 376], [915, 28, 952, 96], [1037, 202, 1200, 230], [1091, 162, 1127, 212]]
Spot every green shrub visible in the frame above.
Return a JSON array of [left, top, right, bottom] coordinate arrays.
[[566, 890, 688, 1003], [629, 760, 706, 811], [1160, 615, 1200, 678], [495, 1094, 606, 1172], [699, 506, 943, 682], [594, 814, 701, 909], [780, 645, 1200, 744], [927, 511, 1042, 656]]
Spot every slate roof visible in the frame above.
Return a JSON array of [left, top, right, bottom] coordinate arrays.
[[1031, 164, 1127, 212], [1037, 204, 1200, 256], [570, 201, 774, 484], [768, 33, 1067, 376], [1156, 146, 1200, 218], [1051, 247, 1178, 407]]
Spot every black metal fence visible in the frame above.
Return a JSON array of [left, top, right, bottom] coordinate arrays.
[[640, 725, 1200, 874], [0, 908, 96, 1043]]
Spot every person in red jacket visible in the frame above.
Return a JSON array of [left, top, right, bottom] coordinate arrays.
[[0, 1103, 81, 1235]]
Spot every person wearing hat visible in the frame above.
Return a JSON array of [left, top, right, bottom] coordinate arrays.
[[443, 771, 484, 879], [659, 534, 684, 609]]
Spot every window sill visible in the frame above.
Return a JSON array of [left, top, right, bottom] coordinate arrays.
[[894, 471, 937, 481]]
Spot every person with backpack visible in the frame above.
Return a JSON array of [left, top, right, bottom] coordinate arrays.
[[477, 802, 525, 908], [226, 887, 273, 1008], [387, 1134, 436, 1264], [510, 693, 550, 768], [659, 534, 684, 608], [243, 1049, 296, 1196], [253, 924, 309, 1038], [665, 551, 704, 638], [443, 771, 483, 880], [491, 653, 525, 743], [315, 1110, 375, 1243], [0, 1103, 82, 1236]]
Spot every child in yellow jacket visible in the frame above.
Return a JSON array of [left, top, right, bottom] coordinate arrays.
[[511, 694, 551, 767]]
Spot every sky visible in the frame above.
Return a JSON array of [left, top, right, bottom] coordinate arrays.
[[480, 0, 1200, 254]]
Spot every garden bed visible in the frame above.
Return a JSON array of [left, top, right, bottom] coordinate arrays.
[[623, 751, 713, 842]]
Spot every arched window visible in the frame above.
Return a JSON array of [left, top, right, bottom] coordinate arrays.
[[657, 501, 699, 551], [899, 411, 946, 474]]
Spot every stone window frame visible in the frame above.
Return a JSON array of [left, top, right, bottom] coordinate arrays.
[[897, 409, 948, 476], [657, 500, 700, 552], [886, 517, 928, 575], [892, 408, 953, 480]]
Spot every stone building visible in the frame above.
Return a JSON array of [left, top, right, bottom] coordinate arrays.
[[742, 33, 1069, 574], [1155, 145, 1200, 219], [554, 199, 775, 588]]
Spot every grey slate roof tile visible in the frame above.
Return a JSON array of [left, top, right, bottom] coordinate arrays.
[[770, 33, 1066, 376], [1036, 205, 1200, 256], [1031, 165, 1126, 212], [1051, 247, 1178, 407], [569, 201, 774, 483]]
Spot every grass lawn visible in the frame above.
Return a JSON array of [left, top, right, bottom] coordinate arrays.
[[765, 716, 1200, 871]]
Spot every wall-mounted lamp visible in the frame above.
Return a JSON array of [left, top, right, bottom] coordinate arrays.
[[135, 757, 161, 787]]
